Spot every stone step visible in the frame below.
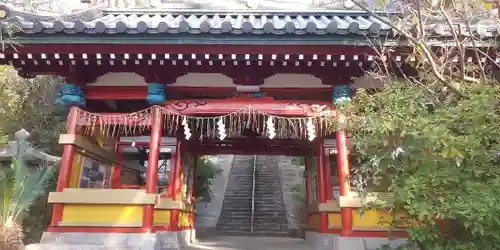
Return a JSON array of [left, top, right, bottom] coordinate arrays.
[[254, 204, 286, 208], [220, 205, 251, 209], [222, 194, 251, 197], [225, 182, 253, 185], [219, 211, 251, 215], [253, 213, 287, 218], [220, 196, 252, 200], [216, 222, 251, 227], [253, 224, 288, 228], [254, 204, 286, 207], [218, 155, 289, 236], [218, 215, 252, 220], [217, 218, 251, 222], [219, 212, 252, 216], [216, 225, 251, 230], [212, 231, 292, 237], [250, 231, 291, 236], [25, 244, 138, 250], [255, 185, 282, 189], [222, 203, 252, 207], [227, 178, 253, 181]]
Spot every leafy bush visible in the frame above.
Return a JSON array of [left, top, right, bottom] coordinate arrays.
[[0, 135, 56, 249], [21, 172, 56, 245], [339, 80, 500, 249], [195, 156, 222, 203]]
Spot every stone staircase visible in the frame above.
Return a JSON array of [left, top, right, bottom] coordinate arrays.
[[253, 156, 289, 236], [215, 155, 254, 235], [216, 155, 290, 237]]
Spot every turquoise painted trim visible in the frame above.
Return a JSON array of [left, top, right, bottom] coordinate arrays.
[[147, 82, 167, 105], [55, 83, 86, 107], [333, 85, 351, 104]]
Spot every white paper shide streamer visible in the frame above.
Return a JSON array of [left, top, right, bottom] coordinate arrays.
[[217, 118, 226, 140], [306, 117, 316, 141], [182, 117, 191, 140], [266, 116, 276, 139]]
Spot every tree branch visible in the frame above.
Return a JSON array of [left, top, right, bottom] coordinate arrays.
[[351, 0, 467, 98]]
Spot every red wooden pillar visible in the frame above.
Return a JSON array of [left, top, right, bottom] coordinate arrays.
[[50, 106, 79, 227], [304, 156, 309, 208], [172, 139, 184, 201], [324, 148, 333, 200], [191, 156, 198, 205], [142, 107, 163, 232], [316, 141, 327, 203], [170, 139, 183, 228], [336, 129, 353, 236], [304, 155, 310, 230], [167, 142, 178, 198], [316, 141, 328, 233], [111, 139, 122, 189]]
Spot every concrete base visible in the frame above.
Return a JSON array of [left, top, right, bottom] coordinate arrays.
[[305, 231, 336, 250], [25, 230, 195, 250], [305, 231, 407, 250]]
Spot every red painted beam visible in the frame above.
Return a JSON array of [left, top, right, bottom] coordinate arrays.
[[74, 99, 337, 125], [84, 86, 334, 100], [162, 99, 335, 116], [190, 139, 311, 155], [12, 62, 364, 82], [192, 139, 312, 147], [193, 147, 307, 156]]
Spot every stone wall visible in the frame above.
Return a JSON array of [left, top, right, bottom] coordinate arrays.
[[277, 156, 306, 232], [195, 155, 234, 236]]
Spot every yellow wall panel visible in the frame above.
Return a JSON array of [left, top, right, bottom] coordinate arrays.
[[154, 210, 171, 225], [352, 210, 414, 228], [352, 210, 392, 228], [179, 211, 191, 227], [69, 153, 83, 188], [328, 213, 342, 228], [61, 204, 143, 224]]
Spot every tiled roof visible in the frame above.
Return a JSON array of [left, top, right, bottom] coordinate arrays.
[[1, 4, 394, 36], [1, 4, 499, 38]]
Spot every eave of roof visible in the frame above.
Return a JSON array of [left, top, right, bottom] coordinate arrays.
[[10, 33, 394, 45], [1, 4, 499, 45]]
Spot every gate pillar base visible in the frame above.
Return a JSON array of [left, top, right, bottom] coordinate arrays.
[[26, 230, 196, 250], [305, 231, 408, 250]]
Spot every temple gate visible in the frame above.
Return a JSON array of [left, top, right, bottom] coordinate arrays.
[[1, 1, 497, 249]]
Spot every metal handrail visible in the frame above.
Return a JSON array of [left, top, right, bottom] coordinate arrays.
[[250, 155, 257, 233]]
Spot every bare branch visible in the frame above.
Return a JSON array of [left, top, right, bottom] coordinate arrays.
[[352, 0, 467, 98]]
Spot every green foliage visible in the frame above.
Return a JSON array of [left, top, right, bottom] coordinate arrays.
[[291, 183, 306, 203], [0, 137, 56, 229], [0, 67, 64, 244], [0, 67, 66, 154], [21, 172, 56, 245], [291, 156, 305, 166], [338, 79, 500, 249], [195, 156, 222, 202]]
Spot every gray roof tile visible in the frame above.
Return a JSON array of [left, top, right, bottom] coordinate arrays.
[[1, 4, 394, 36], [1, 4, 499, 38]]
